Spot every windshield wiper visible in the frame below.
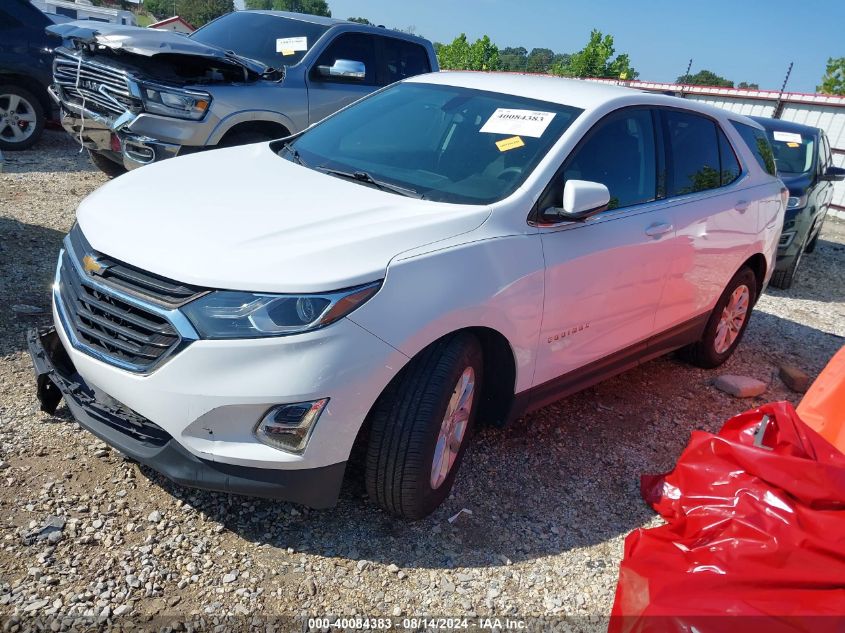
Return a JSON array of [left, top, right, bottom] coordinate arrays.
[[280, 142, 307, 166], [316, 166, 423, 199]]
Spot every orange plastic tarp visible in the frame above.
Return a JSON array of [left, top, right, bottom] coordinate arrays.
[[797, 346, 845, 453]]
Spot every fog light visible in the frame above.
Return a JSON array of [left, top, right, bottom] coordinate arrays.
[[255, 398, 328, 454]]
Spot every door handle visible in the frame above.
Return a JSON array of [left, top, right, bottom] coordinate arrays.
[[735, 200, 750, 213], [644, 222, 673, 238]]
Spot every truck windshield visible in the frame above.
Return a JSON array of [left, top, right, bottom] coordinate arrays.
[[191, 12, 330, 69], [284, 83, 582, 204], [766, 129, 816, 175]]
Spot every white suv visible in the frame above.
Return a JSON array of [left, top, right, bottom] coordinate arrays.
[[28, 72, 784, 519]]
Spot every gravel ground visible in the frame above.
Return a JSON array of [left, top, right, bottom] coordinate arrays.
[[1, 131, 844, 629]]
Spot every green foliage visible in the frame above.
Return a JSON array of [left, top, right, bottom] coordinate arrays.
[[737, 81, 759, 90], [559, 30, 637, 79], [678, 69, 733, 87], [143, 0, 233, 26], [817, 57, 845, 95], [244, 0, 331, 16], [347, 17, 373, 25], [436, 33, 500, 71]]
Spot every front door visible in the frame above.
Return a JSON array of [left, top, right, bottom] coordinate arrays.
[[534, 108, 674, 387]]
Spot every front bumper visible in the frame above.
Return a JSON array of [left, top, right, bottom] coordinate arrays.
[[27, 327, 346, 508]]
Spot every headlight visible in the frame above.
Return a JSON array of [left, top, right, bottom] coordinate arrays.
[[787, 194, 808, 209], [181, 282, 381, 339], [140, 83, 211, 120]]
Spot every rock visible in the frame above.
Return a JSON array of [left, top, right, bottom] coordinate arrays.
[[713, 375, 767, 398], [779, 364, 810, 393], [23, 599, 50, 612], [147, 510, 162, 523], [12, 304, 44, 315], [392, 606, 402, 617], [222, 571, 239, 584], [113, 604, 131, 616]]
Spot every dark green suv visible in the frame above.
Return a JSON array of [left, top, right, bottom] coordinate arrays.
[[751, 117, 845, 289]]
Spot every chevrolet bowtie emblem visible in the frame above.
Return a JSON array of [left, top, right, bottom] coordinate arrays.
[[82, 254, 104, 276]]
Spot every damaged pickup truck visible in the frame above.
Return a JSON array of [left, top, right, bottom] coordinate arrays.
[[47, 11, 438, 175]]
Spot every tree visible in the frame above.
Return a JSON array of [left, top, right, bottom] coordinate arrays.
[[436, 34, 500, 71], [347, 16, 373, 25], [244, 0, 330, 16], [526, 48, 554, 74], [678, 69, 733, 87], [499, 47, 528, 72], [559, 30, 638, 79], [817, 57, 845, 95], [737, 81, 760, 90]]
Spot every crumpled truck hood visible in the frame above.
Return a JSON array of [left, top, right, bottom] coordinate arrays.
[[75, 143, 492, 294], [46, 21, 267, 75]]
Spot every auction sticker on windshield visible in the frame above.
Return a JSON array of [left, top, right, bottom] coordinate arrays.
[[480, 109, 556, 138], [773, 131, 802, 144], [277, 37, 308, 55]]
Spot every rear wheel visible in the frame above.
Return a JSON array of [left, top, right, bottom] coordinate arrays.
[[365, 333, 483, 519], [682, 266, 757, 368], [88, 150, 127, 178], [0, 85, 45, 151]]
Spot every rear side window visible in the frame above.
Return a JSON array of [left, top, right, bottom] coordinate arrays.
[[379, 37, 431, 84], [731, 121, 777, 176], [562, 108, 657, 210], [664, 110, 722, 196], [718, 128, 741, 186]]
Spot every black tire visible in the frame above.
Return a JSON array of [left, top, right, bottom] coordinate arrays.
[[88, 150, 127, 178], [365, 332, 484, 519], [218, 130, 277, 148], [770, 231, 809, 290], [0, 85, 45, 151], [682, 266, 757, 369]]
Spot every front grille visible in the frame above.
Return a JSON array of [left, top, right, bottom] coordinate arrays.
[[67, 227, 205, 308], [58, 250, 182, 371], [54, 52, 141, 116]]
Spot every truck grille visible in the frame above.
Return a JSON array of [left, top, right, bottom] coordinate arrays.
[[56, 226, 202, 372], [54, 52, 140, 116]]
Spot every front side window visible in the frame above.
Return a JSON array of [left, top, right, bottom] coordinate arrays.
[[562, 109, 657, 210], [731, 121, 777, 176], [284, 83, 582, 204], [664, 110, 722, 196], [312, 33, 378, 85]]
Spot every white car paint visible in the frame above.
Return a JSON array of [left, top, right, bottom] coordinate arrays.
[[51, 72, 784, 488]]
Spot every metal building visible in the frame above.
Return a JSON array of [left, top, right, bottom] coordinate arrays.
[[588, 79, 845, 217]]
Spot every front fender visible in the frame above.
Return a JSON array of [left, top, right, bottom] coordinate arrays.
[[205, 109, 300, 146]]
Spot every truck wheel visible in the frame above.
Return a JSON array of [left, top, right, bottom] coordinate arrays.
[[682, 266, 757, 369], [365, 332, 483, 519], [0, 85, 45, 151], [218, 130, 277, 147], [88, 150, 127, 178]]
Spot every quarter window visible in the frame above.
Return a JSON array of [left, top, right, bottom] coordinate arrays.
[[313, 33, 378, 85], [731, 121, 777, 176], [562, 109, 657, 210]]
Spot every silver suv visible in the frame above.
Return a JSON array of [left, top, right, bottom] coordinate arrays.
[[47, 11, 438, 175]]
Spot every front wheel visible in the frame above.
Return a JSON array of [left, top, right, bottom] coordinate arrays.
[[682, 266, 757, 368], [365, 333, 483, 519]]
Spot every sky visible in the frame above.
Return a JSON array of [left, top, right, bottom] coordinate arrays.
[[234, 0, 843, 93]]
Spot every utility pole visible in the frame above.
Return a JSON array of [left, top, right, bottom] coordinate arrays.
[[679, 58, 692, 98], [773, 62, 793, 119]]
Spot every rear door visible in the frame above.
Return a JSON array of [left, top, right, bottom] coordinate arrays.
[[653, 109, 759, 334], [306, 32, 378, 124]]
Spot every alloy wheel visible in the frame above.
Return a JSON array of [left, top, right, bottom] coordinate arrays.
[[430, 366, 475, 489], [714, 284, 750, 354]]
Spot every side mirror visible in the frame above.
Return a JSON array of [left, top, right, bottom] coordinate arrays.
[[543, 179, 610, 222], [315, 59, 366, 81], [822, 165, 845, 182]]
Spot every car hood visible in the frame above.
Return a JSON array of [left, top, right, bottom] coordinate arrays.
[[46, 21, 267, 76], [76, 144, 492, 293], [778, 172, 812, 197]]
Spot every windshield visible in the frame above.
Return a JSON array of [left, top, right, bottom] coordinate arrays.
[[766, 128, 816, 175], [284, 82, 582, 204], [190, 12, 330, 69]]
